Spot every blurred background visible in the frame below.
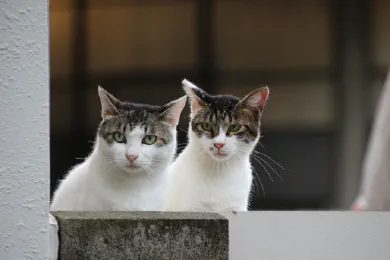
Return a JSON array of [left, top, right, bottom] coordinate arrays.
[[50, 0, 390, 210]]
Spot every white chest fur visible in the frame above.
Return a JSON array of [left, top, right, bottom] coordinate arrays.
[[164, 144, 253, 212], [50, 150, 168, 211]]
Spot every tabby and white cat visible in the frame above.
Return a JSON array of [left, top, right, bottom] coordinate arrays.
[[50, 87, 186, 211], [164, 79, 269, 212]]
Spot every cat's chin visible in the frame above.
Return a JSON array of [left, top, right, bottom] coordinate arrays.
[[121, 165, 145, 174], [208, 152, 232, 162]]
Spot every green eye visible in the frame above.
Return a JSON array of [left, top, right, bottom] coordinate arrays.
[[113, 132, 126, 143], [229, 124, 241, 132], [142, 135, 157, 145], [201, 122, 213, 131]]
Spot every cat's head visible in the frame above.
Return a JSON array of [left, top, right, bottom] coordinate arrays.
[[97, 86, 186, 174], [182, 79, 269, 162]]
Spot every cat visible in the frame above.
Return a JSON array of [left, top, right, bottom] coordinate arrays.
[[164, 79, 269, 212], [50, 86, 186, 211]]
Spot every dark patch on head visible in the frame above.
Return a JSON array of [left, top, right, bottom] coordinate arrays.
[[98, 101, 173, 145], [191, 91, 261, 143]]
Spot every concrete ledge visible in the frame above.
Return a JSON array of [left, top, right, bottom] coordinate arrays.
[[52, 211, 228, 260], [222, 211, 390, 260]]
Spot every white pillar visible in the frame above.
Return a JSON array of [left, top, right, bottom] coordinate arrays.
[[0, 0, 49, 259]]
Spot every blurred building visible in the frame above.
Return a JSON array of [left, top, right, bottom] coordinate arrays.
[[50, 0, 390, 210]]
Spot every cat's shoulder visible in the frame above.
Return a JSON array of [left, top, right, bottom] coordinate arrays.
[[61, 158, 91, 183]]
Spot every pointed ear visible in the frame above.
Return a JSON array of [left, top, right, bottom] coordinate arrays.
[[159, 96, 187, 128], [182, 79, 207, 115], [238, 86, 270, 112], [98, 86, 120, 119]]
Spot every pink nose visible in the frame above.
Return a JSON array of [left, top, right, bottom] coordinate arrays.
[[126, 154, 138, 162], [214, 143, 225, 149]]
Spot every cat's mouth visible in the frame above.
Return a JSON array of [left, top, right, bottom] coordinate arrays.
[[208, 147, 231, 160], [216, 150, 226, 156], [209, 147, 228, 156], [212, 150, 229, 159], [125, 163, 142, 170]]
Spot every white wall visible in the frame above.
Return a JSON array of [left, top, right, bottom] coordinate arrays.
[[0, 0, 49, 259], [223, 212, 390, 260]]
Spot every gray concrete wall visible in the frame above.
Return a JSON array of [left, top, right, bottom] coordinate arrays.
[[0, 0, 49, 259], [223, 211, 390, 260], [53, 211, 228, 260]]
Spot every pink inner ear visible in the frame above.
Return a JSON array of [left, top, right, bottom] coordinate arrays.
[[247, 88, 269, 110], [166, 117, 176, 126], [165, 106, 184, 127], [163, 111, 180, 127], [260, 88, 270, 104], [247, 93, 263, 108], [191, 101, 203, 113], [163, 96, 186, 127], [184, 87, 204, 114]]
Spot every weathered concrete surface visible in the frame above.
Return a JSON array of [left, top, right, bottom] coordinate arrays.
[[53, 211, 228, 260]]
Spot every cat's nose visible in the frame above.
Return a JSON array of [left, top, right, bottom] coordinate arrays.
[[214, 143, 225, 149], [126, 154, 138, 162]]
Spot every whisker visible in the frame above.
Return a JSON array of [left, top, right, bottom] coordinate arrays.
[[257, 152, 285, 170], [234, 151, 262, 195], [234, 147, 250, 156], [257, 141, 266, 151], [255, 155, 283, 181], [150, 158, 168, 164], [248, 165, 259, 196], [144, 166, 154, 178], [101, 160, 118, 168], [234, 147, 284, 181], [252, 166, 265, 195], [105, 163, 119, 176], [251, 155, 274, 182]]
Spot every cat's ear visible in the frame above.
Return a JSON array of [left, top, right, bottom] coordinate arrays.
[[159, 96, 187, 128], [182, 79, 207, 115], [238, 86, 270, 113], [98, 86, 120, 119]]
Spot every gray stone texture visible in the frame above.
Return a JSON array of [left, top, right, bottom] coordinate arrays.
[[53, 211, 228, 260]]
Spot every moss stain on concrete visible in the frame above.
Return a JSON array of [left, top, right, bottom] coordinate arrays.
[[53, 211, 228, 260]]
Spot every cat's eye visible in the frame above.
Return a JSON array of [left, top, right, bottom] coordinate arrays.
[[229, 124, 241, 133], [201, 122, 213, 131], [113, 132, 126, 143], [142, 135, 157, 145]]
